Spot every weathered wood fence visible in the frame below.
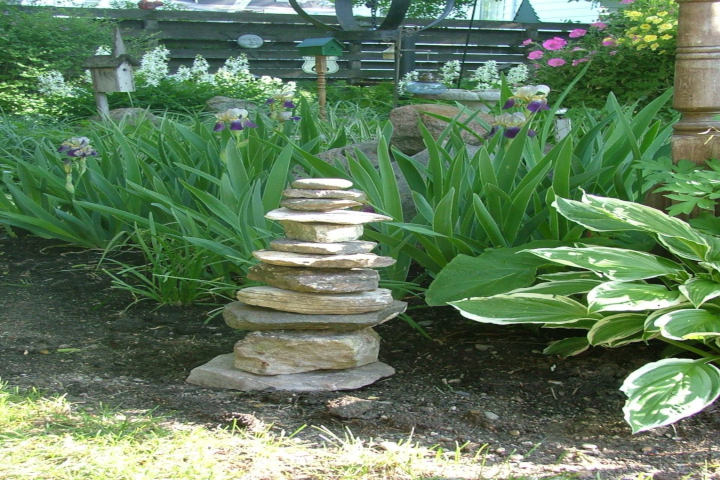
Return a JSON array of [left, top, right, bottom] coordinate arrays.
[[20, 6, 585, 82]]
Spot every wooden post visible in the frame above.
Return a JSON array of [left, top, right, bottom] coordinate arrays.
[[672, 0, 720, 165], [94, 92, 110, 118], [316, 55, 327, 120]]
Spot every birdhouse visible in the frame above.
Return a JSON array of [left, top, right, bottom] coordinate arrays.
[[297, 37, 344, 57], [83, 28, 139, 93]]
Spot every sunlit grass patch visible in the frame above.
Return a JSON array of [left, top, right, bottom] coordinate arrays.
[[0, 381, 507, 480]]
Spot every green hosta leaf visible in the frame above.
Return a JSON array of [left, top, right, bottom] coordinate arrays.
[[587, 281, 682, 313], [543, 319, 597, 330], [655, 309, 720, 340], [543, 337, 590, 357], [450, 293, 596, 325], [509, 279, 603, 296], [587, 313, 646, 347], [680, 278, 720, 308], [425, 247, 550, 306], [621, 358, 720, 433], [528, 247, 684, 281], [552, 197, 637, 232]]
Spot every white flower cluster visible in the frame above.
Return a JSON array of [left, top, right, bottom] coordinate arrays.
[[397, 70, 419, 96], [37, 70, 76, 97], [470, 61, 529, 90], [137, 45, 171, 87], [439, 60, 461, 87], [259, 75, 297, 97]]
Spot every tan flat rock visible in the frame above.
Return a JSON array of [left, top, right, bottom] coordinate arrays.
[[280, 221, 363, 243], [247, 263, 379, 293], [223, 300, 407, 331], [280, 198, 362, 211], [267, 208, 391, 225], [186, 354, 395, 392], [269, 239, 377, 255], [233, 329, 380, 375], [253, 250, 396, 269], [283, 188, 367, 202], [236, 286, 394, 314], [292, 178, 353, 190]]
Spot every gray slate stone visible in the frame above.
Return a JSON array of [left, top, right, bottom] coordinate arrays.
[[292, 178, 353, 190], [248, 263, 379, 293], [269, 238, 377, 255], [223, 300, 408, 331], [280, 198, 362, 211], [186, 354, 395, 392], [236, 286, 394, 314], [283, 188, 367, 202], [327, 395, 376, 419], [253, 250, 396, 269], [280, 221, 363, 243], [267, 208, 392, 225], [233, 328, 380, 375]]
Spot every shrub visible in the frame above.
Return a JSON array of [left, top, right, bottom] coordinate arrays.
[[523, 0, 677, 109]]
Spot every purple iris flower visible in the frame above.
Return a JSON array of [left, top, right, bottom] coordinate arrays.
[[527, 101, 550, 112], [528, 129, 537, 137], [290, 116, 301, 121], [244, 120, 258, 128], [214, 122, 225, 132], [504, 127, 521, 138], [230, 120, 244, 131], [57, 144, 71, 153], [283, 100, 296, 109], [265, 98, 275, 105], [502, 99, 516, 109]]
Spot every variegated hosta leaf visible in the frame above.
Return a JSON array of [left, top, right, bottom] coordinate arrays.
[[679, 277, 720, 308], [587, 313, 646, 347], [450, 293, 596, 325], [509, 279, 603, 296], [528, 246, 684, 282], [587, 281, 682, 313], [654, 308, 720, 340], [551, 197, 637, 232], [543, 337, 590, 357], [621, 358, 720, 433], [578, 193, 709, 247]]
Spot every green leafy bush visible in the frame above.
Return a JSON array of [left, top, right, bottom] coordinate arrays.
[[450, 192, 720, 433]]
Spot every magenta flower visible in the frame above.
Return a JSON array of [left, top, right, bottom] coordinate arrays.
[[547, 58, 566, 67], [591, 21, 608, 30], [569, 29, 587, 38], [528, 50, 544, 60], [542, 37, 567, 51], [521, 38, 533, 46], [572, 58, 589, 66]]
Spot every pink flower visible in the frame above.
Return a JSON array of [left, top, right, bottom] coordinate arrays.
[[591, 22, 608, 30], [547, 58, 566, 67], [609, 50, 618, 55], [569, 29, 587, 38], [521, 38, 533, 46], [572, 47, 586, 52], [532, 63, 541, 69], [620, 0, 634, 3], [572, 58, 589, 66], [602, 37, 617, 47], [528, 50, 544, 60], [542, 37, 568, 51]]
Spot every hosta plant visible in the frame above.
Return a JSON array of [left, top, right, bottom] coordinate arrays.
[[450, 192, 720, 433]]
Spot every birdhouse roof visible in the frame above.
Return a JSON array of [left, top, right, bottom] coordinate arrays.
[[297, 37, 344, 55], [83, 54, 139, 69]]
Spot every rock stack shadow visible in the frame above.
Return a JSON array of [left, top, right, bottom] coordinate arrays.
[[186, 178, 407, 391]]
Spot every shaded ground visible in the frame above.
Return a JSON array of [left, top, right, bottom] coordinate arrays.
[[1, 234, 718, 479]]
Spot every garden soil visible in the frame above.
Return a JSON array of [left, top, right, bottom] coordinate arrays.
[[1, 234, 718, 479]]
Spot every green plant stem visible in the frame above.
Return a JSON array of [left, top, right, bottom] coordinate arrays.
[[662, 338, 718, 361]]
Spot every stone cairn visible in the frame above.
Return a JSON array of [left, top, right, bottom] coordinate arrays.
[[187, 178, 407, 392]]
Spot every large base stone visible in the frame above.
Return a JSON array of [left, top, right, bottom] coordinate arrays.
[[186, 354, 395, 391], [223, 300, 408, 331], [233, 328, 380, 375]]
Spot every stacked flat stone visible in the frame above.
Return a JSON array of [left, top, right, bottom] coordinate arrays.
[[186, 178, 407, 392]]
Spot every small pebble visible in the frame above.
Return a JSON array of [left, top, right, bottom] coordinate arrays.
[[484, 411, 500, 421]]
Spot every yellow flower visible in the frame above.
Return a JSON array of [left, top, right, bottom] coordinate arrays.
[[657, 10, 668, 16], [640, 23, 652, 31], [660, 34, 673, 40], [650, 43, 659, 50], [625, 10, 642, 18], [646, 15, 661, 24], [637, 44, 648, 50], [644, 34, 658, 42], [658, 23, 673, 32]]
